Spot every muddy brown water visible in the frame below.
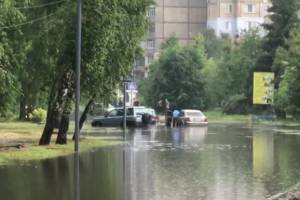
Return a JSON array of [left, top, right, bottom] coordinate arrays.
[[1, 123, 300, 200]]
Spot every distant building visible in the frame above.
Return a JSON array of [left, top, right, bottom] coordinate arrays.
[[133, 0, 271, 80], [133, 0, 208, 80], [207, 0, 271, 37]]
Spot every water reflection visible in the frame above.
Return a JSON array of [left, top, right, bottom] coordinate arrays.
[[253, 131, 274, 178], [0, 124, 300, 200], [75, 153, 80, 200]]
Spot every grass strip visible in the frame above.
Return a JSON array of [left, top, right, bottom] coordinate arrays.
[[0, 139, 122, 166]]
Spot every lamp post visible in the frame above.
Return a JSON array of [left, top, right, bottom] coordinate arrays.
[[74, 1, 82, 199], [74, 0, 82, 152]]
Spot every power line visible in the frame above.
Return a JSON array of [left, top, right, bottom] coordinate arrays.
[[15, 0, 67, 10], [0, 9, 64, 30]]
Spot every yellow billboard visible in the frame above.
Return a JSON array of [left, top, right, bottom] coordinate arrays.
[[253, 72, 274, 105]]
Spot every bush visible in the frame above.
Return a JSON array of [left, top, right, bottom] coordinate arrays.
[[29, 108, 47, 123], [222, 94, 249, 114]]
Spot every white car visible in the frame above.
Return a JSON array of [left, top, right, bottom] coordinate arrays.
[[181, 109, 208, 126]]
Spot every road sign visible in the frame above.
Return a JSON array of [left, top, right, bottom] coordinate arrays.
[[253, 72, 274, 105]]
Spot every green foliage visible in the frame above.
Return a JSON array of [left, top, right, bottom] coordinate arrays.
[[201, 29, 231, 58], [81, 0, 153, 103], [222, 94, 249, 114], [0, 0, 25, 117], [1, 0, 153, 120], [202, 30, 263, 111], [256, 0, 300, 73], [141, 36, 207, 111], [29, 108, 47, 123], [274, 27, 300, 116]]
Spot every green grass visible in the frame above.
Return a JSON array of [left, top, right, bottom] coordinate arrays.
[[0, 121, 44, 131], [0, 121, 123, 166], [204, 111, 300, 125], [204, 111, 251, 123], [0, 139, 122, 166]]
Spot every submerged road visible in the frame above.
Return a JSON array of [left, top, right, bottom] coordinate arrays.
[[1, 123, 300, 200]]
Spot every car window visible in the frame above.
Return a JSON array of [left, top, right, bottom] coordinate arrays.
[[108, 109, 117, 117], [117, 109, 124, 116], [135, 108, 146, 115], [127, 108, 134, 116], [186, 111, 203, 117]]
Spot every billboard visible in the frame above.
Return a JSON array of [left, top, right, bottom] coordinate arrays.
[[253, 72, 274, 105]]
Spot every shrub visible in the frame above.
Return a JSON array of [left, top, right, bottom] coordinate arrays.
[[222, 94, 249, 114], [29, 108, 47, 123]]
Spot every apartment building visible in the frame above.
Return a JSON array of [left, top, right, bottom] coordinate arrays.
[[133, 0, 208, 79], [133, 0, 270, 80], [207, 0, 271, 37]]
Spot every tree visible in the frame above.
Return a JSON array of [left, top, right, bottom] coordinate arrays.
[[202, 30, 263, 113], [18, 0, 64, 120], [0, 0, 25, 117], [274, 27, 300, 116], [201, 29, 231, 59], [39, 0, 153, 145], [256, 0, 300, 73], [142, 35, 207, 111], [255, 0, 300, 117]]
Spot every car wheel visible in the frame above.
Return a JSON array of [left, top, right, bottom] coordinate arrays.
[[92, 121, 102, 127]]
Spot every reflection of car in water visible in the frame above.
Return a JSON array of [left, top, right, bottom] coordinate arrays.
[[166, 109, 208, 126], [171, 127, 208, 145], [91, 106, 155, 127]]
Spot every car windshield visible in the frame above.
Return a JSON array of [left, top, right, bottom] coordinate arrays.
[[185, 111, 204, 117], [144, 108, 155, 115], [135, 108, 146, 115]]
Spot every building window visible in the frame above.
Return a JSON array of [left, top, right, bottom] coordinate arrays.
[[147, 55, 154, 65], [227, 4, 233, 13], [246, 21, 257, 30], [149, 23, 155, 33], [135, 57, 145, 67], [247, 4, 255, 13], [147, 7, 155, 18], [147, 39, 155, 49], [225, 21, 232, 31]]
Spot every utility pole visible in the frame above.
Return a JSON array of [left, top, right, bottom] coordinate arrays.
[[123, 81, 127, 131], [75, 0, 82, 152]]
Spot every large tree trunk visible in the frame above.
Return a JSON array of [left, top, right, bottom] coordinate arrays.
[[55, 110, 70, 144], [72, 98, 95, 140], [39, 109, 56, 145], [56, 87, 74, 144], [39, 82, 60, 145], [39, 69, 74, 145]]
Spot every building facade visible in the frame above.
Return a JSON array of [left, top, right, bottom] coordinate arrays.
[[207, 0, 270, 37], [133, 0, 270, 80], [133, 0, 208, 80]]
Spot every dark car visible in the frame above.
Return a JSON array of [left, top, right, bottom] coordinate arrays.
[[91, 106, 153, 127]]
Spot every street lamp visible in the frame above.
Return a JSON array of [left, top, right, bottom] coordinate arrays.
[[74, 0, 82, 152], [74, 1, 82, 200]]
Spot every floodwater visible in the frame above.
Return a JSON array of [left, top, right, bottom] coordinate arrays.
[[1, 123, 300, 200]]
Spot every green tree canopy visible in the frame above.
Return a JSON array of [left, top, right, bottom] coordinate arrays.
[[274, 27, 300, 116], [141, 36, 207, 111], [256, 0, 300, 73], [0, 0, 25, 117]]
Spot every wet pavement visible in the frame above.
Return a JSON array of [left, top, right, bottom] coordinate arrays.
[[1, 123, 300, 200]]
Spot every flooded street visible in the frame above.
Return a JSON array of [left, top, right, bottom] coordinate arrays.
[[1, 123, 300, 200]]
